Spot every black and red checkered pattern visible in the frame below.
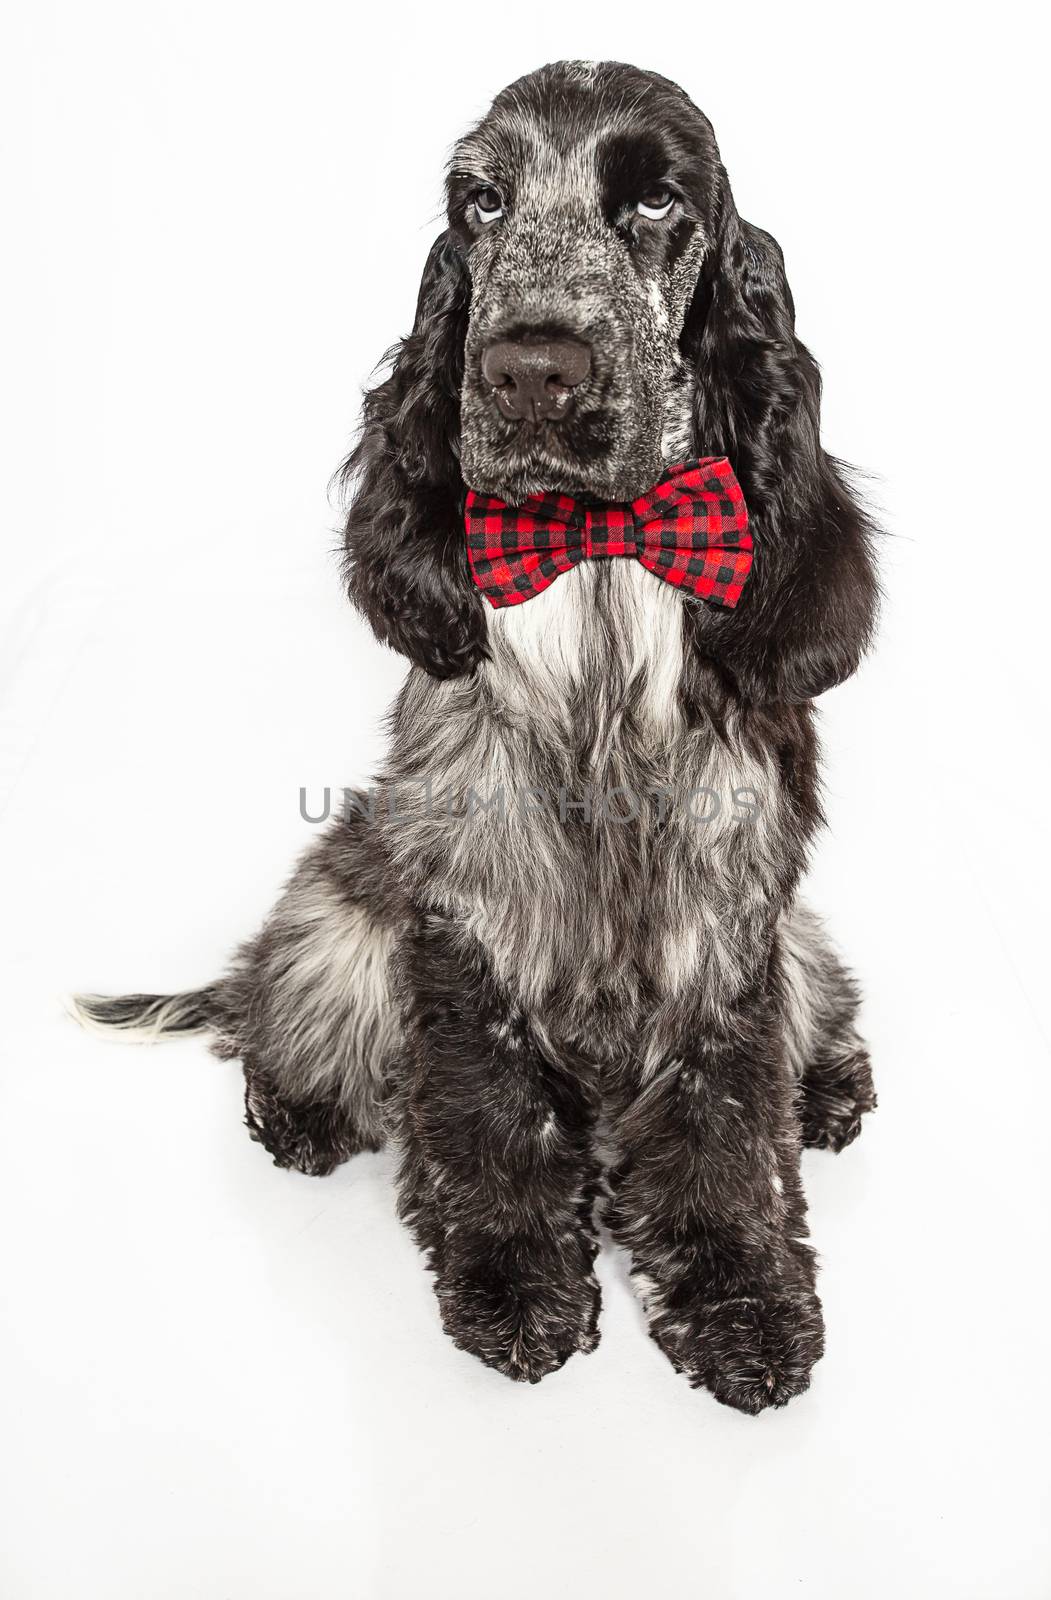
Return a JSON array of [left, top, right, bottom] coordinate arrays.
[[465, 458, 752, 609]]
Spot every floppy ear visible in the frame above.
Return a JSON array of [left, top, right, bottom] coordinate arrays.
[[339, 233, 486, 679], [681, 196, 879, 704]]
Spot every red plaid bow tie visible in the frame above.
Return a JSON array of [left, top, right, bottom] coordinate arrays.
[[465, 458, 752, 609]]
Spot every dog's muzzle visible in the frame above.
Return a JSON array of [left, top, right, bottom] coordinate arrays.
[[480, 336, 592, 424]]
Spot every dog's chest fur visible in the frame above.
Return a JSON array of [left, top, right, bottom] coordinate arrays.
[[382, 561, 797, 1048]]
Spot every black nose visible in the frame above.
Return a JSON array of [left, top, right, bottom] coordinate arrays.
[[481, 337, 592, 423]]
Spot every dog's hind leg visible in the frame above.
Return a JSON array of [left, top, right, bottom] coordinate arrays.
[[779, 902, 876, 1153], [213, 802, 403, 1174], [72, 798, 403, 1176]]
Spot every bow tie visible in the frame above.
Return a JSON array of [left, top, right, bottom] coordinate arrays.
[[465, 458, 752, 609]]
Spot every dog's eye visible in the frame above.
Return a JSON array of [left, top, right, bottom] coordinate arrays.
[[636, 189, 675, 220], [473, 186, 504, 224]]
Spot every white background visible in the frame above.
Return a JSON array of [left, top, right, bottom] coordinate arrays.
[[2, 3, 1049, 1596]]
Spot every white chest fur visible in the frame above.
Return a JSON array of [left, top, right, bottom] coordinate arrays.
[[385, 556, 784, 1031], [482, 560, 686, 744]]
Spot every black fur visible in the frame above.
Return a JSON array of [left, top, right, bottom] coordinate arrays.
[[340, 237, 486, 679], [683, 215, 879, 704]]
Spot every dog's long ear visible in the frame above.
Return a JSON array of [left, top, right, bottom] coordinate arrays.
[[339, 233, 486, 679], [682, 193, 879, 704]]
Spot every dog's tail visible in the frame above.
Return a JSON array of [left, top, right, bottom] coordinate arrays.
[[66, 986, 219, 1043]]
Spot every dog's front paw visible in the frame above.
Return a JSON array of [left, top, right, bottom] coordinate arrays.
[[437, 1237, 601, 1384], [650, 1287, 825, 1413], [799, 1048, 876, 1152]]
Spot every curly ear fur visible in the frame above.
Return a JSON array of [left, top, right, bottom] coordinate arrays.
[[683, 196, 880, 704], [340, 234, 486, 679]]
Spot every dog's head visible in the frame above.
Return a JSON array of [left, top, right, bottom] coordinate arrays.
[[343, 61, 877, 698], [452, 61, 722, 502]]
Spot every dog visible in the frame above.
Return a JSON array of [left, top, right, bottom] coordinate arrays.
[[74, 60, 879, 1412]]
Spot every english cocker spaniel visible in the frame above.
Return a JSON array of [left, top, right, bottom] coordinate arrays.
[[75, 60, 879, 1412]]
